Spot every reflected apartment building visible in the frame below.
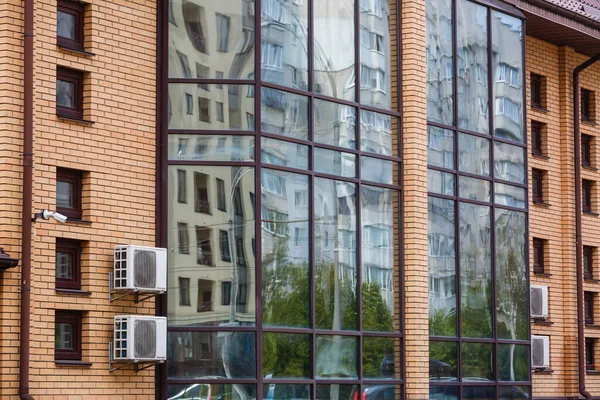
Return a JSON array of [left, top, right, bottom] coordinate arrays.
[[3, 0, 600, 398]]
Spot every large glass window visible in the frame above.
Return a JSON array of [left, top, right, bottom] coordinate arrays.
[[165, 0, 401, 397], [426, 0, 529, 396]]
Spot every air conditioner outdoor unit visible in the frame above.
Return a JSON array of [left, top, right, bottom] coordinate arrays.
[[531, 335, 550, 369], [114, 315, 167, 362], [114, 245, 167, 292], [530, 285, 549, 319]]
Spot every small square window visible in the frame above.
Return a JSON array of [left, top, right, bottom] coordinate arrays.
[[532, 169, 545, 204], [585, 292, 595, 325], [55, 310, 82, 361], [57, 0, 85, 51], [56, 67, 84, 120], [583, 179, 594, 213], [531, 121, 543, 157], [56, 239, 81, 290], [585, 246, 595, 281], [582, 89, 594, 122], [533, 238, 545, 274], [56, 168, 83, 220], [530, 73, 544, 109], [583, 134, 593, 168]]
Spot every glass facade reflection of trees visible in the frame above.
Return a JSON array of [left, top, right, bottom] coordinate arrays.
[[426, 0, 530, 398], [166, 0, 401, 398]]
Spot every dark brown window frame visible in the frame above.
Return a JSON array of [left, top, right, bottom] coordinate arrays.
[[55, 310, 83, 361], [583, 179, 594, 213], [587, 338, 595, 370], [531, 121, 543, 157], [56, 167, 83, 220], [582, 88, 593, 122], [56, 238, 82, 290], [585, 291, 595, 325], [56, 66, 84, 120], [533, 238, 545, 274], [532, 168, 544, 204], [530, 73, 543, 109], [582, 134, 593, 168], [57, 0, 85, 51], [585, 246, 594, 281]]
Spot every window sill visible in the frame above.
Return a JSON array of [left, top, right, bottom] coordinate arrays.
[[57, 114, 95, 125], [55, 360, 92, 367], [582, 119, 597, 127], [587, 370, 600, 375], [55, 289, 92, 296], [585, 278, 600, 283], [584, 211, 599, 217], [585, 324, 600, 329], [532, 154, 550, 160], [533, 272, 552, 277], [583, 165, 598, 171], [65, 219, 92, 225], [57, 44, 96, 57], [533, 319, 554, 326], [533, 201, 551, 207], [533, 368, 554, 374], [530, 105, 549, 113]]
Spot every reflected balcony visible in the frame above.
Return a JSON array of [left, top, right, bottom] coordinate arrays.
[[195, 199, 211, 214], [197, 301, 213, 313], [197, 250, 213, 266]]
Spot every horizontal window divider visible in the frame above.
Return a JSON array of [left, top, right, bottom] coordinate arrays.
[[361, 331, 404, 337], [493, 203, 530, 213], [262, 326, 313, 334], [57, 44, 95, 57], [167, 160, 256, 167], [427, 121, 456, 131], [427, 192, 459, 201], [359, 103, 402, 118], [430, 336, 530, 345], [167, 326, 257, 332], [456, 170, 493, 182], [261, 132, 313, 146], [428, 165, 457, 175], [315, 141, 402, 162], [360, 379, 405, 384], [167, 379, 257, 385], [429, 381, 461, 386], [493, 178, 527, 189], [491, 135, 527, 149], [55, 289, 92, 296], [466, 0, 525, 18], [313, 172, 360, 184], [496, 381, 532, 385], [168, 78, 254, 85], [168, 129, 256, 136]]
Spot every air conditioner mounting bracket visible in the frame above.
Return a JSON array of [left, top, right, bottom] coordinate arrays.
[[109, 341, 164, 373], [108, 272, 164, 303]]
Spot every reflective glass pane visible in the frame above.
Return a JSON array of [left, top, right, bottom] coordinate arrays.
[[463, 386, 495, 399], [430, 386, 458, 400], [499, 344, 530, 381], [359, 0, 395, 110], [316, 335, 358, 378], [361, 156, 396, 185], [55, 323, 74, 349], [316, 385, 357, 400], [57, 11, 76, 39], [167, 166, 255, 326], [313, 0, 355, 101], [315, 178, 357, 330], [314, 99, 356, 149], [360, 110, 397, 157], [495, 209, 528, 340], [459, 203, 492, 338], [167, 331, 256, 379], [363, 336, 401, 379], [262, 137, 309, 170], [57, 80, 75, 108], [57, 181, 74, 208], [428, 126, 455, 169], [261, 87, 309, 140], [168, 384, 257, 400], [428, 170, 456, 196], [168, 0, 255, 79], [494, 142, 525, 184], [263, 384, 310, 400], [459, 133, 490, 176], [262, 332, 310, 379], [262, 169, 310, 328], [261, 0, 308, 89], [363, 385, 402, 400], [168, 135, 254, 161], [457, 0, 489, 134], [495, 182, 526, 209], [56, 252, 73, 279], [426, 0, 454, 125], [462, 342, 493, 381], [459, 176, 491, 202], [168, 84, 255, 130], [361, 186, 400, 332], [499, 386, 530, 399], [314, 148, 357, 178], [429, 341, 457, 380], [428, 197, 457, 337], [492, 11, 524, 142]]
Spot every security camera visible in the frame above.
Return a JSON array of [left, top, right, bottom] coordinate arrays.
[[33, 209, 68, 224]]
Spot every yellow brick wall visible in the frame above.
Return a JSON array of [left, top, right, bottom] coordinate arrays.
[[0, 0, 158, 398]]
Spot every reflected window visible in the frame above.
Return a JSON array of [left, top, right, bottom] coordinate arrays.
[[179, 277, 191, 306], [198, 97, 210, 122], [216, 13, 230, 52], [177, 222, 189, 254]]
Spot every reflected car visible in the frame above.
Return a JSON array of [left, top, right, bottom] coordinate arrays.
[[429, 359, 452, 379], [351, 385, 396, 400], [167, 380, 251, 400]]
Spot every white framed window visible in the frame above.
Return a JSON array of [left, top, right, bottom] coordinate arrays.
[[262, 41, 283, 70], [359, 64, 386, 92], [496, 62, 520, 87], [495, 97, 520, 123]]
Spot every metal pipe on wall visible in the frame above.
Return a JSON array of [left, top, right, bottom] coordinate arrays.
[[573, 51, 600, 400]]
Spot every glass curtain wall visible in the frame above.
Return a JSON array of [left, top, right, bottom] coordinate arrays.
[[426, 0, 530, 398], [165, 0, 402, 398]]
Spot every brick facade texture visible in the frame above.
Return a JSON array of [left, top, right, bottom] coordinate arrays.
[[1, 0, 599, 399]]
